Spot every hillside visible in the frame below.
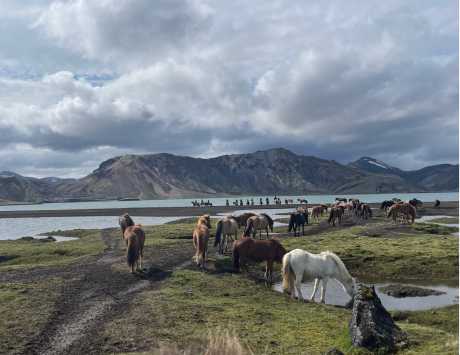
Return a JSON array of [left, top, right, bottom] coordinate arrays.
[[0, 149, 458, 202]]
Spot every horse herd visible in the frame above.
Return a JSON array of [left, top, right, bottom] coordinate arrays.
[[116, 197, 429, 302]]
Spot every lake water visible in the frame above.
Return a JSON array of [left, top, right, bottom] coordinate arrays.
[[272, 281, 459, 311], [0, 192, 457, 211], [0, 216, 188, 240]]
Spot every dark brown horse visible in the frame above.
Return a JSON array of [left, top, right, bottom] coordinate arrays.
[[232, 212, 257, 228], [119, 214, 145, 273], [328, 207, 344, 226], [232, 237, 286, 283]]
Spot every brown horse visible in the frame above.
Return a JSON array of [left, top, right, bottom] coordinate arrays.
[[232, 236, 286, 283], [311, 205, 327, 221], [387, 203, 416, 224], [192, 214, 211, 269], [118, 214, 145, 273], [232, 212, 257, 228], [357, 203, 372, 220], [328, 207, 344, 226], [244, 213, 274, 239]]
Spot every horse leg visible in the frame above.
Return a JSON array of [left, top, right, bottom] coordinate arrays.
[[294, 273, 304, 301], [320, 278, 328, 304], [310, 278, 320, 301], [266, 228, 269, 239]]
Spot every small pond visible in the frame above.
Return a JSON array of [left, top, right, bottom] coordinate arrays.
[[273, 280, 458, 311]]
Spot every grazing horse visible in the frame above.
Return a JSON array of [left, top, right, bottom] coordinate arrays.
[[380, 200, 394, 211], [214, 216, 239, 255], [192, 215, 211, 269], [288, 210, 308, 237], [387, 203, 416, 224], [232, 212, 257, 228], [232, 237, 286, 283], [282, 248, 356, 303], [311, 206, 326, 221], [244, 213, 274, 239], [118, 214, 145, 273], [328, 207, 343, 226], [409, 198, 423, 209]]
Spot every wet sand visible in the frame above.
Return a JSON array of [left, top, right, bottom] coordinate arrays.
[[0, 201, 457, 218]]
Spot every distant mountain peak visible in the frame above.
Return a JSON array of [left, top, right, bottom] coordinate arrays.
[[349, 156, 399, 173]]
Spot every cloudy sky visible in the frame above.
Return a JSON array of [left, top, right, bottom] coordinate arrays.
[[0, 0, 458, 177]]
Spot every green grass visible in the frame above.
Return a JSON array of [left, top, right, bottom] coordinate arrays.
[[0, 229, 104, 271], [0, 278, 63, 354], [281, 223, 458, 282]]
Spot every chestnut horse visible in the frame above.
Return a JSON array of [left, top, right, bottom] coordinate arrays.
[[232, 236, 286, 283], [328, 207, 344, 226], [192, 214, 211, 269], [118, 214, 145, 273]]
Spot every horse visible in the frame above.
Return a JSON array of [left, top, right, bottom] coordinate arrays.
[[335, 197, 347, 203], [380, 200, 394, 211], [232, 237, 286, 283], [214, 216, 239, 255], [281, 248, 356, 303], [311, 206, 324, 221], [434, 199, 441, 208], [409, 198, 423, 209], [288, 211, 308, 236], [328, 207, 343, 226], [118, 214, 145, 273], [192, 214, 211, 269], [387, 203, 416, 224], [357, 203, 372, 220], [118, 213, 134, 239], [244, 213, 274, 239], [232, 212, 257, 228]]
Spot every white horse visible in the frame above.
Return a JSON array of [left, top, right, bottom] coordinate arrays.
[[281, 248, 356, 303], [214, 216, 239, 254]]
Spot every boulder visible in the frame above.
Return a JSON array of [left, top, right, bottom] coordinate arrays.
[[350, 284, 408, 352]]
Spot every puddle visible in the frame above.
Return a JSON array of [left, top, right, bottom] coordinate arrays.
[[416, 215, 459, 228], [273, 281, 458, 311], [34, 235, 79, 243]]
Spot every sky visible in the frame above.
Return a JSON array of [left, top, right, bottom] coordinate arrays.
[[0, 0, 458, 178]]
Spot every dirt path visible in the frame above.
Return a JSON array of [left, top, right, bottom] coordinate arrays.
[[22, 229, 193, 355]]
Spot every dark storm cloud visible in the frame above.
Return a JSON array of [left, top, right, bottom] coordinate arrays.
[[0, 0, 457, 177]]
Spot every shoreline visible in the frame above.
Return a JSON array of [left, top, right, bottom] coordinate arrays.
[[0, 200, 457, 218]]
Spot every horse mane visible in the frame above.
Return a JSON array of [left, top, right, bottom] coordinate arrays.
[[323, 251, 352, 281], [122, 213, 135, 227], [260, 213, 274, 228]]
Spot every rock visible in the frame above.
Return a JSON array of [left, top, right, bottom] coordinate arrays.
[[19, 236, 35, 241], [350, 283, 408, 352], [379, 284, 445, 298], [38, 236, 56, 242], [323, 348, 344, 355]]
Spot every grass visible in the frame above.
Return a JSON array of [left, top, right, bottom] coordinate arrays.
[[281, 222, 458, 282], [0, 278, 63, 354], [0, 229, 104, 271]]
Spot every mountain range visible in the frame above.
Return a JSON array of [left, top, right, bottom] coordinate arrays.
[[0, 148, 458, 203]]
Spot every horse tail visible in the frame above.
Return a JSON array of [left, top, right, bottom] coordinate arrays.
[[288, 214, 294, 232], [281, 253, 295, 293], [232, 245, 240, 271], [328, 209, 334, 224], [368, 206, 373, 218], [261, 213, 274, 231], [214, 220, 223, 247], [244, 219, 253, 237], [126, 236, 139, 271]]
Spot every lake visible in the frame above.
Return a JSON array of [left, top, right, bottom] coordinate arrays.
[[0, 192, 457, 211]]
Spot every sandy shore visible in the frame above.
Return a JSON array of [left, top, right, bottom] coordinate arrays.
[[0, 201, 457, 218]]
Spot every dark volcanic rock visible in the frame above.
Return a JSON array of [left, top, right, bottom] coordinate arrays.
[[379, 284, 445, 298], [350, 284, 408, 352]]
